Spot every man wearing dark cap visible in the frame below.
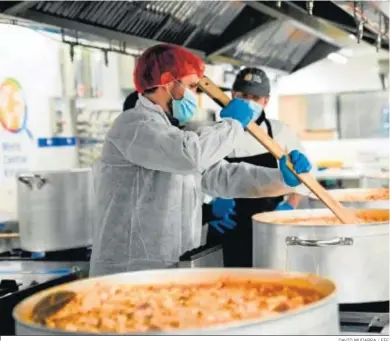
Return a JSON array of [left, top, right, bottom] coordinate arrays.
[[206, 67, 312, 268]]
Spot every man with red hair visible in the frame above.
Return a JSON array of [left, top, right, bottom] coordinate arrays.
[[90, 44, 311, 276]]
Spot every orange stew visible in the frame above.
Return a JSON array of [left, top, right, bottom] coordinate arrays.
[[276, 211, 388, 225], [338, 189, 389, 202], [35, 281, 324, 333]]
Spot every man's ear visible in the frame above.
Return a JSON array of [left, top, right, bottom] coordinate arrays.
[[160, 72, 174, 85], [263, 96, 270, 107]]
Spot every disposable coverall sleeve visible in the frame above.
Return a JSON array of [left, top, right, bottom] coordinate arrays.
[[201, 159, 295, 199], [108, 116, 244, 174]]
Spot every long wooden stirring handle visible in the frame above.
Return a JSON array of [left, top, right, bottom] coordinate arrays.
[[0, 233, 20, 238], [198, 76, 359, 224]]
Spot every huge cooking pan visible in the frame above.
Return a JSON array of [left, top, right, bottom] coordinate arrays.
[[252, 208, 389, 304], [309, 188, 389, 209], [14, 268, 338, 335]]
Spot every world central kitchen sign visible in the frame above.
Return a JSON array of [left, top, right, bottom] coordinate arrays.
[[0, 77, 33, 180]]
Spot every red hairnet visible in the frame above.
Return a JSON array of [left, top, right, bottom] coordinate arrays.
[[133, 43, 205, 93]]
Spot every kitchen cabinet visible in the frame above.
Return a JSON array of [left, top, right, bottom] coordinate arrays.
[[278, 94, 337, 140], [338, 91, 389, 138], [305, 94, 337, 131]]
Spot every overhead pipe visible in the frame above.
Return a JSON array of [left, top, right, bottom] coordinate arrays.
[[353, 1, 365, 44], [378, 59, 389, 90], [69, 44, 75, 63], [376, 13, 382, 52], [306, 1, 314, 15], [103, 50, 109, 67], [60, 28, 139, 63]]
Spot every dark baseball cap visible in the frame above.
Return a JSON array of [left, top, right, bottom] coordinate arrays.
[[232, 67, 270, 98]]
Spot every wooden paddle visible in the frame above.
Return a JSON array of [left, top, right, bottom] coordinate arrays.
[[198, 76, 359, 224], [0, 233, 20, 238]]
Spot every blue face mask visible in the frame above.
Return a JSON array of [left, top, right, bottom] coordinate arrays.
[[248, 100, 263, 121], [171, 87, 198, 124]]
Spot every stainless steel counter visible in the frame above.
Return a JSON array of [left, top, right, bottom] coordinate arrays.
[[0, 261, 89, 290], [314, 169, 363, 181], [0, 260, 89, 335]]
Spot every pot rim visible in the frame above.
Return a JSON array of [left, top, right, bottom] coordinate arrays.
[[363, 173, 389, 180], [308, 188, 389, 203], [13, 268, 337, 335], [252, 208, 389, 228]]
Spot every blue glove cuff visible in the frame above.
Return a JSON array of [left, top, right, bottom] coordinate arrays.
[[276, 201, 294, 211], [280, 151, 312, 187]]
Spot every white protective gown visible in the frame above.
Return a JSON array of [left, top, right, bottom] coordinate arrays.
[[90, 95, 294, 276]]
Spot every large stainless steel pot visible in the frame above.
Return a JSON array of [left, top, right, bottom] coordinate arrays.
[[309, 188, 389, 209], [14, 268, 338, 335], [252, 208, 389, 304], [17, 169, 93, 252]]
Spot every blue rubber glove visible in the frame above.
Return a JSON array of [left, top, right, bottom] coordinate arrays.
[[280, 150, 312, 187], [31, 252, 45, 259], [209, 214, 237, 234], [275, 201, 294, 211], [211, 198, 236, 218], [220, 98, 255, 128]]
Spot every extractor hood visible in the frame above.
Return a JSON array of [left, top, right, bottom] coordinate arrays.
[[1, 1, 386, 73]]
